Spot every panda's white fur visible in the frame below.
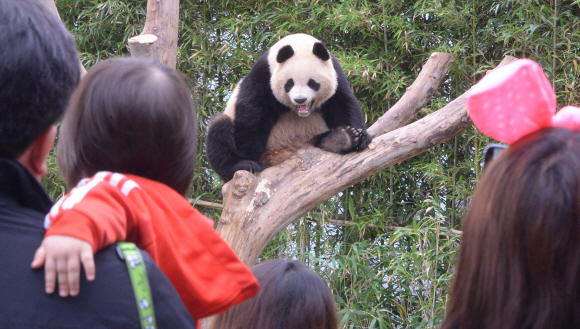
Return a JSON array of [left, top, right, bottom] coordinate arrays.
[[206, 33, 371, 182], [223, 78, 243, 120], [262, 111, 330, 166]]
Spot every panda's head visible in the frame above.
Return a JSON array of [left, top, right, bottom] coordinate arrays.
[[268, 34, 338, 117]]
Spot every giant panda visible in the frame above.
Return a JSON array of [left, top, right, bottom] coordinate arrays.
[[206, 33, 372, 182]]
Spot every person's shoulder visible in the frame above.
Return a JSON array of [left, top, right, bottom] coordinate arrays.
[[96, 245, 197, 329], [0, 241, 195, 328]]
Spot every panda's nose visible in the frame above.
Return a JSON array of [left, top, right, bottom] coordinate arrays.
[[294, 97, 307, 104]]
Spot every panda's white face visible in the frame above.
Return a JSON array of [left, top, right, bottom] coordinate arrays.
[[268, 34, 338, 117]]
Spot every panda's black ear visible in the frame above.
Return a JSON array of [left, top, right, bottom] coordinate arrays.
[[276, 45, 294, 63], [312, 42, 330, 61]]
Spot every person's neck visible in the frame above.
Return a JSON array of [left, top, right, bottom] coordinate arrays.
[[16, 125, 57, 182]]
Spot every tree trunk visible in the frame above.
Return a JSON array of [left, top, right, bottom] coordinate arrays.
[[216, 54, 519, 266], [128, 0, 180, 69], [39, 0, 87, 76], [38, 0, 59, 20]]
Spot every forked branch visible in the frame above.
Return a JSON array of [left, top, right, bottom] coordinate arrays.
[[217, 54, 520, 265]]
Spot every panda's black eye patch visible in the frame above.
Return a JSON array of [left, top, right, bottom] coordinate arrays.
[[284, 79, 294, 93], [307, 79, 321, 91]]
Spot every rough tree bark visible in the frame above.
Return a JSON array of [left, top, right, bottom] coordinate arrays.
[[38, 0, 60, 21], [127, 0, 179, 69], [216, 55, 519, 266], [39, 0, 87, 76]]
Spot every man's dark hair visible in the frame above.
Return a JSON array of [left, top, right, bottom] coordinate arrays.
[[0, 0, 80, 158], [57, 57, 197, 195], [212, 260, 338, 329], [442, 127, 580, 329]]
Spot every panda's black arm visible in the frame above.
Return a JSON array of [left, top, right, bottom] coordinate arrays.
[[320, 56, 368, 131], [232, 52, 283, 162], [321, 91, 367, 130], [233, 106, 278, 161], [206, 104, 278, 182], [311, 56, 372, 153]]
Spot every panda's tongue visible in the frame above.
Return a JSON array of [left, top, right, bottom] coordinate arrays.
[[298, 104, 310, 116]]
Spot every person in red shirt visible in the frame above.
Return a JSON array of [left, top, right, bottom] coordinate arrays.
[[30, 57, 259, 323]]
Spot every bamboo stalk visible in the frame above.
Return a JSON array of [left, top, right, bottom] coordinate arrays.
[[190, 199, 463, 235]]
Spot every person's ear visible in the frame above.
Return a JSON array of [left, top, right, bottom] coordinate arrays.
[[17, 125, 57, 181]]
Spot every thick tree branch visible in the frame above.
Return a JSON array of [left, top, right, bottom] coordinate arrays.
[[38, 0, 60, 19], [39, 0, 87, 76], [217, 55, 519, 265], [129, 0, 179, 69], [128, 34, 160, 62], [368, 52, 454, 137]]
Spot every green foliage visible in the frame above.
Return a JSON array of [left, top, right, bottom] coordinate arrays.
[[258, 200, 460, 327], [40, 148, 67, 201], [49, 1, 580, 327], [57, 0, 148, 67]]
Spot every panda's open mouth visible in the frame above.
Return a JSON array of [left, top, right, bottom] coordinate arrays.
[[297, 102, 314, 117]]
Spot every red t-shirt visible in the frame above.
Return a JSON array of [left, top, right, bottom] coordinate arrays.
[[45, 172, 259, 320]]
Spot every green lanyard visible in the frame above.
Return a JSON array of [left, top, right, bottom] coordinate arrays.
[[116, 242, 157, 329]]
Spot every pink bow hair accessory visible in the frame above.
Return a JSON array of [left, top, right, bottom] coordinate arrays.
[[466, 58, 580, 144], [552, 106, 580, 132]]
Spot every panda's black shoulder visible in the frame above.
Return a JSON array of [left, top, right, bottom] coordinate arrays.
[[330, 55, 354, 98], [235, 50, 286, 116], [318, 54, 359, 110], [317, 54, 364, 128], [239, 50, 271, 94]]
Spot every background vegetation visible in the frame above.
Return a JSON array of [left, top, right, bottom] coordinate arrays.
[[45, 0, 579, 327]]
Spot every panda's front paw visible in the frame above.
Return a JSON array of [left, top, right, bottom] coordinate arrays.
[[343, 126, 371, 151], [317, 126, 371, 154], [349, 126, 371, 151], [233, 160, 267, 175]]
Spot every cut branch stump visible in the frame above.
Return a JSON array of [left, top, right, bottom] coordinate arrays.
[[128, 0, 179, 69]]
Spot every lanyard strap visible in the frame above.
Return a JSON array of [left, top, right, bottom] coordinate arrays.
[[116, 242, 157, 329]]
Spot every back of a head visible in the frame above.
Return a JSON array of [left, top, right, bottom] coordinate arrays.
[[212, 260, 338, 329], [0, 0, 80, 158], [57, 57, 197, 195], [442, 127, 580, 329]]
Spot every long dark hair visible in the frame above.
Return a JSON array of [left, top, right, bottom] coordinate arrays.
[[212, 260, 338, 329], [442, 127, 580, 329], [57, 57, 197, 195]]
